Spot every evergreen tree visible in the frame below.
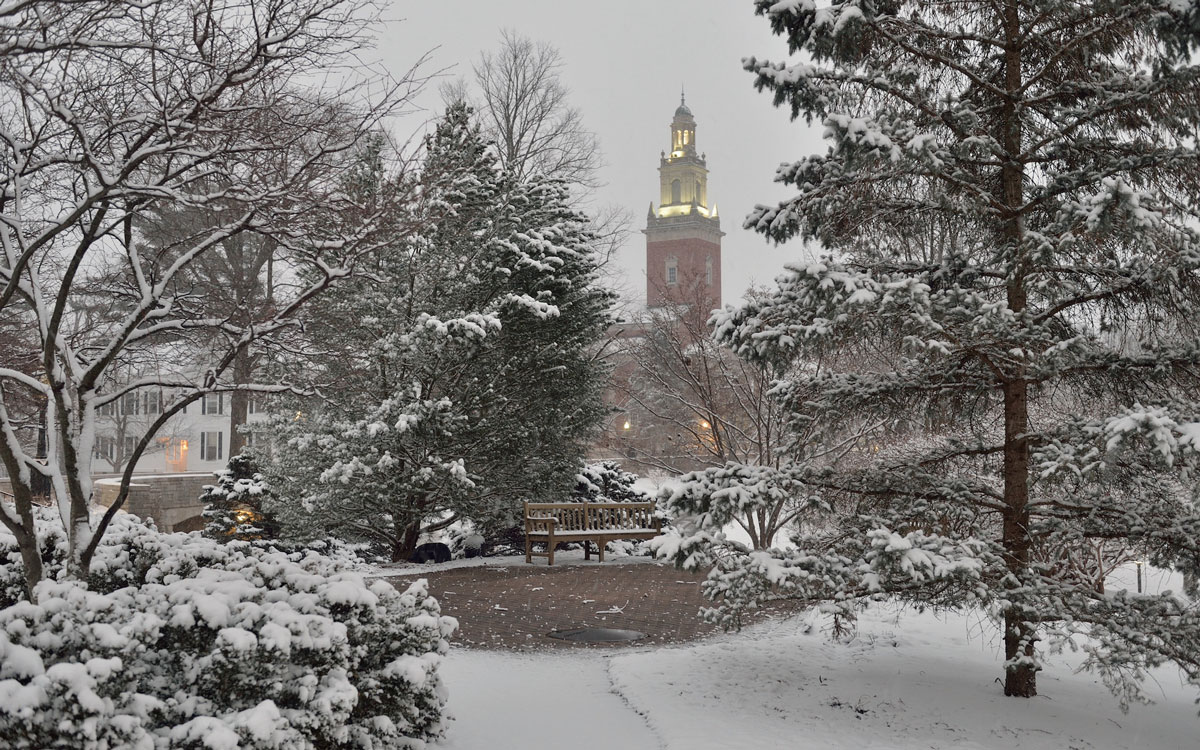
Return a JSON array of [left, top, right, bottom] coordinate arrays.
[[268, 104, 612, 560], [574, 461, 650, 504], [200, 453, 278, 541], [660, 1, 1200, 705]]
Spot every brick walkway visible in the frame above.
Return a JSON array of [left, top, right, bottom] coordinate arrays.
[[388, 556, 798, 651]]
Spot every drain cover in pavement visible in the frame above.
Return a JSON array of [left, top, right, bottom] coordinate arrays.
[[547, 627, 646, 643]]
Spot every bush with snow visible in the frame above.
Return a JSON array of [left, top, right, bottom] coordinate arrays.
[[0, 512, 455, 749], [573, 461, 652, 504]]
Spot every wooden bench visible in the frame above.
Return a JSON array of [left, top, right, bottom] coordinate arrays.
[[524, 501, 661, 566]]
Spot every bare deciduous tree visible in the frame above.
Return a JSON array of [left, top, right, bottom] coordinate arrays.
[[463, 29, 603, 189], [443, 31, 629, 282], [0, 0, 427, 600]]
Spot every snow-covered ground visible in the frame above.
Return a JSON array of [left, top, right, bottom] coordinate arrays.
[[437, 602, 1198, 750], [437, 651, 658, 750]]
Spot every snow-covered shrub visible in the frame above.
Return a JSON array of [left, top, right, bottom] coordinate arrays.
[[567, 462, 660, 558], [442, 521, 485, 559], [657, 462, 818, 551], [0, 511, 455, 749], [573, 461, 651, 503], [201, 453, 279, 542]]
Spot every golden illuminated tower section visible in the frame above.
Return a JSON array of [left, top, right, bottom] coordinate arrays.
[[644, 93, 724, 310]]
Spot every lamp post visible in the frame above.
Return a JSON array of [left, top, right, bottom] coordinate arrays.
[[31, 385, 50, 500]]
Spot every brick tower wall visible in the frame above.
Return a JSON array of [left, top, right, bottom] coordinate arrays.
[[646, 235, 722, 311]]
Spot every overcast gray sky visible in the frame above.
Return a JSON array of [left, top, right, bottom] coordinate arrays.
[[380, 1, 825, 308]]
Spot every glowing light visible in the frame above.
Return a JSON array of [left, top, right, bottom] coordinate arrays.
[[700, 420, 710, 430], [656, 203, 710, 219], [623, 420, 631, 430]]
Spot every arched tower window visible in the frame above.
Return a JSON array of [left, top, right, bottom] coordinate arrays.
[[706, 256, 713, 286], [671, 179, 681, 204], [695, 180, 703, 205], [666, 256, 678, 285]]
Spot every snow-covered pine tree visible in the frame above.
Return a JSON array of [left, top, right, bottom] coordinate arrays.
[[574, 461, 650, 503], [661, 1, 1200, 704], [268, 104, 612, 560], [200, 453, 277, 541]]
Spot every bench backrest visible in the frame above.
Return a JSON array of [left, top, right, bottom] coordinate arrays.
[[524, 501, 659, 532]]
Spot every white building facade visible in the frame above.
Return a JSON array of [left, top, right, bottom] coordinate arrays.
[[93, 392, 272, 475]]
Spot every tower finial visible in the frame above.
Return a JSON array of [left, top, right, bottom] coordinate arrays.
[[681, 86, 685, 107]]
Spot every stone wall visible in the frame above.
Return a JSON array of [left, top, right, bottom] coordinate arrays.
[[93, 474, 211, 532]]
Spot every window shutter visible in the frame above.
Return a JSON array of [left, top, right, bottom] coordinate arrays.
[[200, 432, 207, 457], [218, 432, 223, 460], [201, 397, 207, 415], [218, 393, 224, 415]]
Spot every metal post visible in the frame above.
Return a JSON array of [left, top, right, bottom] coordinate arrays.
[[30, 397, 50, 500]]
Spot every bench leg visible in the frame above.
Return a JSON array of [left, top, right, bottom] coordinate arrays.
[[598, 541, 605, 563], [583, 540, 591, 561], [525, 536, 532, 564], [548, 543, 554, 566]]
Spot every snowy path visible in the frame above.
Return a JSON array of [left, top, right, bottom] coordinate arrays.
[[437, 650, 660, 750], [436, 605, 1198, 750]]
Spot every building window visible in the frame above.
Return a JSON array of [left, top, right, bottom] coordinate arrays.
[[666, 256, 678, 285], [121, 392, 139, 416], [98, 400, 115, 417], [671, 179, 681, 204], [144, 391, 161, 415], [200, 431, 223, 462], [706, 256, 713, 286], [123, 435, 137, 458], [95, 436, 114, 461], [695, 180, 703, 204], [202, 393, 223, 415]]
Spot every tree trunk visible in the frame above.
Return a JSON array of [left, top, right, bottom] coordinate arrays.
[[14, 529, 43, 601], [392, 518, 421, 562], [3, 486, 44, 601], [56, 388, 94, 581], [1002, 379, 1037, 697], [228, 350, 252, 457], [999, 0, 1036, 698]]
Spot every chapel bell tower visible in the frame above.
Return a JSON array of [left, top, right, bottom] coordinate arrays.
[[644, 92, 723, 311]]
